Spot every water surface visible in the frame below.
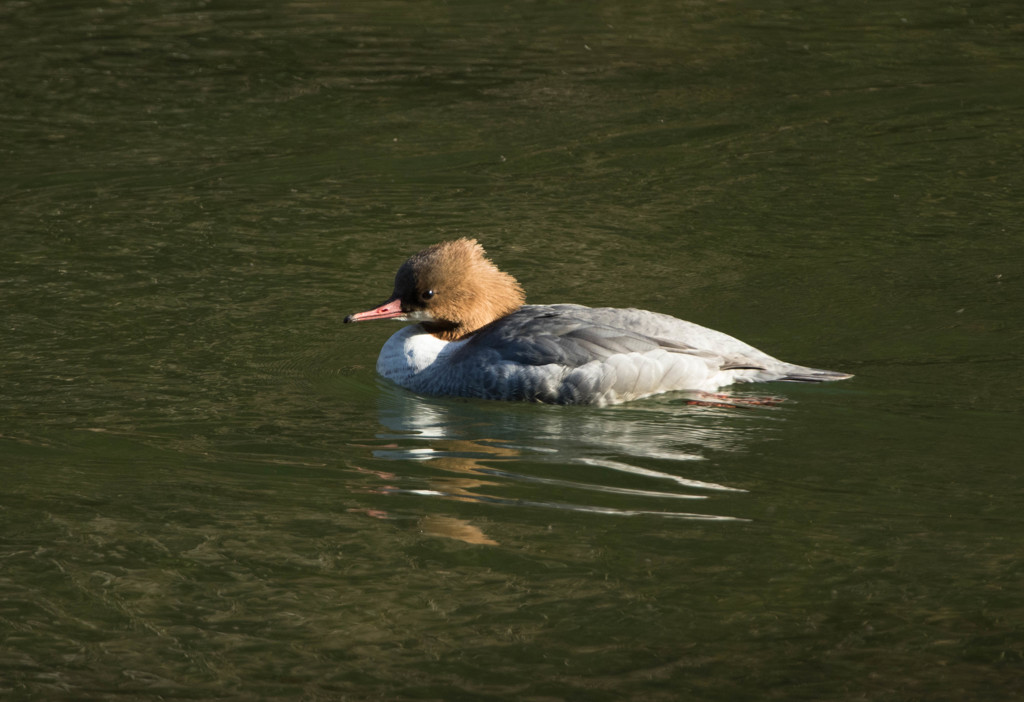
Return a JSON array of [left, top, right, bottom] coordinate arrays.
[[2, 1, 1023, 700]]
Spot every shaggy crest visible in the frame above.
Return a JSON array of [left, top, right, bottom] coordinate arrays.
[[394, 238, 525, 340]]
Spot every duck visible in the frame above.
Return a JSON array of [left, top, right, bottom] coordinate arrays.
[[344, 238, 851, 405]]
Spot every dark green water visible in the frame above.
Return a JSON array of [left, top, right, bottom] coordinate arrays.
[[3, 1, 1023, 700]]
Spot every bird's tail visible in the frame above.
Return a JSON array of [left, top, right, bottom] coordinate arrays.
[[778, 365, 853, 382]]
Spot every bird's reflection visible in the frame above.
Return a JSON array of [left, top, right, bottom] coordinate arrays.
[[356, 383, 783, 544]]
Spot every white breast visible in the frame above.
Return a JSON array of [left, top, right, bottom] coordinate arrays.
[[375, 326, 458, 389]]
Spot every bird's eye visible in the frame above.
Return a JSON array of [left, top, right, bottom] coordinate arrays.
[[421, 290, 435, 301]]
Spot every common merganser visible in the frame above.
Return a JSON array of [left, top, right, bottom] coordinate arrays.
[[344, 238, 852, 405]]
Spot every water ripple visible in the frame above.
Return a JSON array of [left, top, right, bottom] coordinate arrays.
[[352, 386, 774, 534]]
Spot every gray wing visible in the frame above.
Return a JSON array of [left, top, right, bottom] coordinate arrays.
[[438, 305, 847, 403], [456, 304, 850, 382], [453, 305, 746, 369]]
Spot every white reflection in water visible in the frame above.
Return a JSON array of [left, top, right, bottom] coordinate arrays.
[[361, 384, 781, 540], [574, 457, 746, 492]]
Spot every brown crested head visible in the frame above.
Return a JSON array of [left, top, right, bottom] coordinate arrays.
[[390, 238, 525, 340]]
